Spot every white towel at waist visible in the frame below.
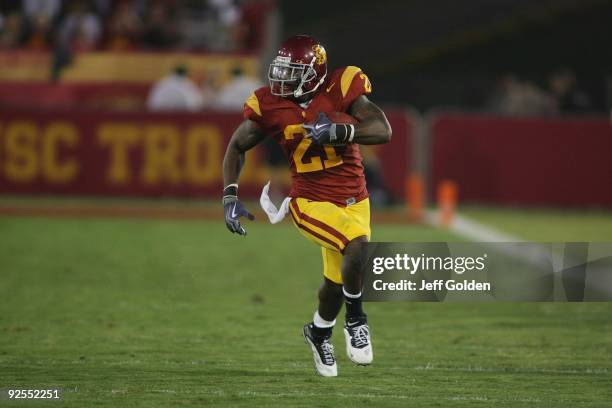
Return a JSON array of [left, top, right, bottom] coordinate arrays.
[[259, 181, 291, 224]]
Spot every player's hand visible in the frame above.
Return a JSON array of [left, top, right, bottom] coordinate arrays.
[[303, 112, 354, 146], [303, 112, 334, 145], [223, 196, 255, 236]]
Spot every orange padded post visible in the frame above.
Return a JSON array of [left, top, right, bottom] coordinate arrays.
[[437, 180, 457, 227], [406, 173, 424, 222]]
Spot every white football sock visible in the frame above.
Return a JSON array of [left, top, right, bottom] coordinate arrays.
[[342, 287, 362, 298], [313, 311, 336, 328]]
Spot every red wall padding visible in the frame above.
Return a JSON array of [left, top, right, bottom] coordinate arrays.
[[431, 114, 612, 207], [0, 109, 411, 200]]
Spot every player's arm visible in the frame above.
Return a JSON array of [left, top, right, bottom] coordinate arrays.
[[223, 120, 265, 186], [222, 120, 265, 236], [347, 94, 392, 145], [304, 95, 391, 146]]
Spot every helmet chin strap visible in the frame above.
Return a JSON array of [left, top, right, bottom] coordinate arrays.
[[293, 57, 326, 98], [293, 73, 326, 98]]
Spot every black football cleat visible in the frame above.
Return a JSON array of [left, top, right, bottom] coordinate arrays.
[[303, 322, 337, 377]]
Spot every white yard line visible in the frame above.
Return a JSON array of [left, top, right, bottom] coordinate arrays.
[[426, 210, 558, 270], [425, 210, 521, 242], [425, 211, 612, 300]]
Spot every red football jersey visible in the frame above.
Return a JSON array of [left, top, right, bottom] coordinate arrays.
[[243, 66, 373, 206]]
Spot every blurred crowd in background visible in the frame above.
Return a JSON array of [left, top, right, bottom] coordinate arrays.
[[146, 64, 262, 111], [486, 68, 593, 116], [0, 0, 270, 52], [144, 64, 597, 116], [0, 0, 610, 117]]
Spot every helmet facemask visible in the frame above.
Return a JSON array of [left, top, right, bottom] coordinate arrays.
[[268, 56, 325, 99]]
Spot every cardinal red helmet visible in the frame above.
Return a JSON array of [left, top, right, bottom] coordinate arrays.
[[268, 35, 327, 99]]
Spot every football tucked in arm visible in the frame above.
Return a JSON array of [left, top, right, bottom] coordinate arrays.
[[327, 111, 358, 125]]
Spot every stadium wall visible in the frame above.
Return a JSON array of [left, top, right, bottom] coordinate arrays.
[[0, 109, 412, 200], [0, 51, 259, 83], [429, 113, 612, 208], [1, 108, 610, 208]]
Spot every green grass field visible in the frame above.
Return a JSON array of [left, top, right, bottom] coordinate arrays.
[[460, 206, 612, 241], [1, 209, 611, 406]]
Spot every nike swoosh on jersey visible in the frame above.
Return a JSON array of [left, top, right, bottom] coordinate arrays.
[[326, 82, 336, 92]]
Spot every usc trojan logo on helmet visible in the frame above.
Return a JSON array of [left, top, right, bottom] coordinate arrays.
[[313, 45, 327, 65]]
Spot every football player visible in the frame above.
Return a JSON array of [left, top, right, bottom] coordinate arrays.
[[222, 35, 391, 377]]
